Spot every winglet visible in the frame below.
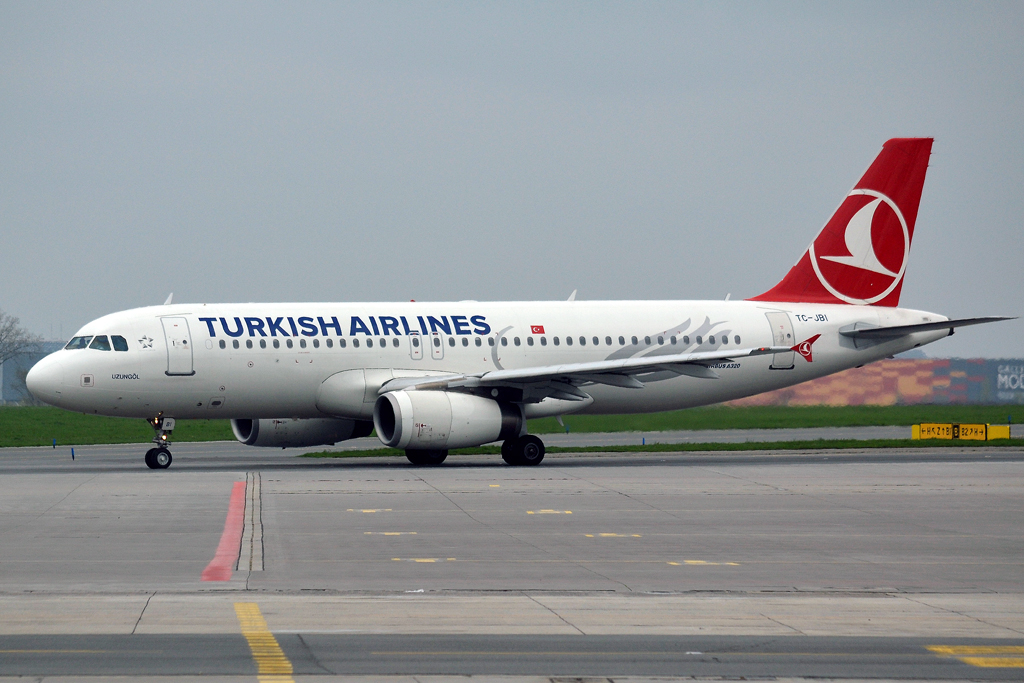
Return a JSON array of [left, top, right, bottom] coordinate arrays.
[[567, 289, 577, 302], [163, 293, 174, 305]]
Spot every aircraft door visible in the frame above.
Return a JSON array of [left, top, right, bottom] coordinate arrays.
[[161, 317, 195, 376], [764, 312, 795, 370], [430, 332, 444, 360], [409, 333, 423, 360]]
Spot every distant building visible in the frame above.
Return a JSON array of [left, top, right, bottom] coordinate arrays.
[[1, 342, 65, 405], [729, 358, 1024, 406]]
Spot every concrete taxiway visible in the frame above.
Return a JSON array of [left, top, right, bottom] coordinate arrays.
[[0, 440, 1022, 680]]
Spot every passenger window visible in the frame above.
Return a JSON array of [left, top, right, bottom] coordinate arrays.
[[709, 335, 715, 344], [475, 337, 482, 347], [260, 339, 267, 349], [367, 339, 373, 348], [313, 339, 319, 348], [527, 337, 534, 346], [65, 336, 92, 350], [353, 339, 360, 348], [89, 335, 111, 351], [605, 336, 612, 346], [579, 336, 586, 346], [326, 339, 333, 348], [644, 336, 651, 345], [696, 336, 702, 344], [286, 339, 294, 349], [721, 336, 727, 345], [592, 336, 599, 346], [246, 339, 253, 349], [448, 337, 455, 347], [489, 338, 495, 346], [111, 335, 129, 352], [618, 336, 625, 345], [274, 339, 280, 349], [233, 340, 240, 349], [631, 336, 638, 345], [412, 337, 419, 348], [300, 339, 307, 349], [514, 337, 521, 346], [658, 336, 664, 345], [340, 338, 347, 348], [683, 336, 690, 344], [540, 337, 547, 346], [501, 338, 508, 346], [566, 337, 573, 346], [554, 337, 560, 346], [735, 335, 741, 344], [462, 337, 469, 347], [670, 336, 677, 345], [433, 337, 440, 347], [393, 338, 399, 348], [219, 339, 226, 349]]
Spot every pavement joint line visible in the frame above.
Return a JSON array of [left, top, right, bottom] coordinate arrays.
[[234, 602, 295, 683]]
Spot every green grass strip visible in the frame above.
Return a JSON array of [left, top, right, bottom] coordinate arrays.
[[301, 438, 1024, 459]]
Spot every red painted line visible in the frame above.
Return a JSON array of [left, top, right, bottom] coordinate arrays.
[[201, 481, 246, 581]]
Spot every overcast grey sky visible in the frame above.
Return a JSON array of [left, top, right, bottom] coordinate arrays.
[[1, 2, 1021, 357]]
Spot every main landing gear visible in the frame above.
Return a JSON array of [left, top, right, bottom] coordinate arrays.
[[145, 415, 176, 470], [501, 435, 545, 466]]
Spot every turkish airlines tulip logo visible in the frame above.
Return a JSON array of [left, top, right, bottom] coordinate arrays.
[[791, 334, 821, 363], [809, 189, 910, 304]]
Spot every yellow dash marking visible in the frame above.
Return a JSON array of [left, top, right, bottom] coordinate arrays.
[[667, 562, 680, 566], [364, 532, 417, 535], [414, 559, 436, 563], [528, 510, 572, 514], [347, 509, 392, 513], [959, 657, 1024, 667], [234, 603, 294, 683], [928, 646, 1024, 655], [489, 485, 500, 487], [685, 560, 708, 565]]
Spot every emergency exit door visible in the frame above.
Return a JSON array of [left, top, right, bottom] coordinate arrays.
[[764, 312, 795, 370], [161, 317, 195, 376]]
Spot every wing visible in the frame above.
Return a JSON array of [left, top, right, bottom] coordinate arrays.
[[379, 345, 789, 402], [839, 316, 1014, 340]]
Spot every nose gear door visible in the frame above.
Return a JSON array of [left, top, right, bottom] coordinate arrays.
[[764, 312, 795, 369], [161, 317, 195, 376]]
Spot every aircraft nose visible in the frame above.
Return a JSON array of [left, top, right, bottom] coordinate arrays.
[[26, 356, 64, 405]]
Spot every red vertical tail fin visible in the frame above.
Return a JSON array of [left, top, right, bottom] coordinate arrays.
[[750, 138, 933, 307]]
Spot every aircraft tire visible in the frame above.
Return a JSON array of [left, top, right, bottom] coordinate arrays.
[[501, 438, 521, 465], [406, 449, 448, 466], [154, 448, 172, 469], [144, 448, 159, 469], [516, 435, 545, 466]]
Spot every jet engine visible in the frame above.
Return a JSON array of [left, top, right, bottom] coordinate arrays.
[[231, 417, 373, 448], [373, 391, 523, 450]]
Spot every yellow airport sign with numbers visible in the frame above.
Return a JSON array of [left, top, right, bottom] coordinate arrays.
[[912, 423, 1009, 440]]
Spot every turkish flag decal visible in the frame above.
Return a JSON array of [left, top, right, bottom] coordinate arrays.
[[530, 325, 545, 334]]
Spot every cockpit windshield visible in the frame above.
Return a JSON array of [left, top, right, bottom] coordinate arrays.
[[112, 335, 129, 351], [65, 336, 93, 350], [89, 335, 111, 351]]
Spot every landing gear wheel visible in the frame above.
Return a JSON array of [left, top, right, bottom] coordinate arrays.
[[517, 435, 545, 466], [406, 449, 448, 466], [501, 438, 521, 465], [144, 448, 159, 469], [502, 435, 545, 466], [153, 448, 172, 469]]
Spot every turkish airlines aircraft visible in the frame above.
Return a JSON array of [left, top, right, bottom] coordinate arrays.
[[26, 138, 1009, 468]]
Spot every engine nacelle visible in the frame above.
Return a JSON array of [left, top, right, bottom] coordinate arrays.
[[231, 417, 373, 448], [373, 391, 522, 450]]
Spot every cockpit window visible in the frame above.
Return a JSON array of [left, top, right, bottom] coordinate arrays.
[[111, 335, 129, 352], [65, 336, 92, 350], [89, 335, 111, 351]]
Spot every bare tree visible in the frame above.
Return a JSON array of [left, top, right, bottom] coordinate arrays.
[[0, 309, 43, 366]]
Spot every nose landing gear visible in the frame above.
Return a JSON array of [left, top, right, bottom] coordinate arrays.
[[145, 415, 176, 469]]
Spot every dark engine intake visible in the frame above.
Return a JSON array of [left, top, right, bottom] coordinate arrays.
[[231, 417, 373, 448]]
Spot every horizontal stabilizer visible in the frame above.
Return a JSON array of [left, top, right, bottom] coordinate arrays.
[[839, 316, 1014, 340]]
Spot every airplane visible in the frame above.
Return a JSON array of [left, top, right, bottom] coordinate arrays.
[[26, 138, 1011, 469]]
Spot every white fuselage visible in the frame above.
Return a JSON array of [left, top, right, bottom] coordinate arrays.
[[27, 300, 948, 421]]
